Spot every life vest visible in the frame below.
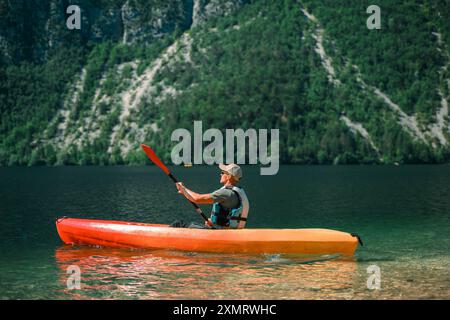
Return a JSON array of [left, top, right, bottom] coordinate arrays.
[[211, 186, 250, 229]]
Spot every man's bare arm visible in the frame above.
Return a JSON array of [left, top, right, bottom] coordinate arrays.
[[176, 182, 214, 204]]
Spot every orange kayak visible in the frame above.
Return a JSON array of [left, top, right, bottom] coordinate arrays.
[[56, 218, 360, 255]]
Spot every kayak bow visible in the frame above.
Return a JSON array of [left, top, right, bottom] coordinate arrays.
[[56, 218, 359, 255]]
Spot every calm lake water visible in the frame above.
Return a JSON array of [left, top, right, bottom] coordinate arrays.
[[0, 165, 449, 299]]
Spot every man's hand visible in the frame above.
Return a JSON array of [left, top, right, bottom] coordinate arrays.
[[176, 182, 195, 202], [174, 183, 215, 205], [205, 219, 213, 227], [176, 182, 185, 194]]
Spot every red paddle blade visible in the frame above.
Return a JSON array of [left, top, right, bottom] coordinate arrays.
[[140, 144, 170, 175]]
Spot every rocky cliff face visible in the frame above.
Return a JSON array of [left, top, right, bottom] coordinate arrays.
[[0, 0, 245, 64], [120, 0, 190, 44], [192, 0, 246, 27]]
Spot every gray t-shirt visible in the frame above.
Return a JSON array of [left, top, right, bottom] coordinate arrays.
[[211, 188, 240, 210]]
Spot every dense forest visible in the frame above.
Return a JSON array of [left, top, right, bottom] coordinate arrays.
[[0, 0, 449, 166]]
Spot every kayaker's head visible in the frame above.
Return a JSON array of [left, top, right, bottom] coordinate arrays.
[[219, 164, 242, 186]]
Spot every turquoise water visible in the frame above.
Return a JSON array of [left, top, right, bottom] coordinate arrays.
[[0, 165, 449, 299]]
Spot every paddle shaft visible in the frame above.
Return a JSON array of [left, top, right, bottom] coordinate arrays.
[[141, 144, 210, 223]]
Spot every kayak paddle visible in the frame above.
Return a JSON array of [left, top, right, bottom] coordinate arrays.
[[140, 144, 210, 223]]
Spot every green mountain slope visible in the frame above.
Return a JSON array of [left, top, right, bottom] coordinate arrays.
[[0, 0, 449, 166]]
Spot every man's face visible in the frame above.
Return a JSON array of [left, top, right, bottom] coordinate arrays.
[[220, 171, 230, 184]]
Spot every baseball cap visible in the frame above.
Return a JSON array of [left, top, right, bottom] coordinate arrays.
[[219, 163, 242, 181]]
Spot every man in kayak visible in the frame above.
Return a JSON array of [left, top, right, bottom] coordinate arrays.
[[172, 164, 250, 229]]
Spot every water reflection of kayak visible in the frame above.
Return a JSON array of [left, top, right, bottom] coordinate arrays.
[[56, 217, 359, 255], [54, 245, 358, 299]]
